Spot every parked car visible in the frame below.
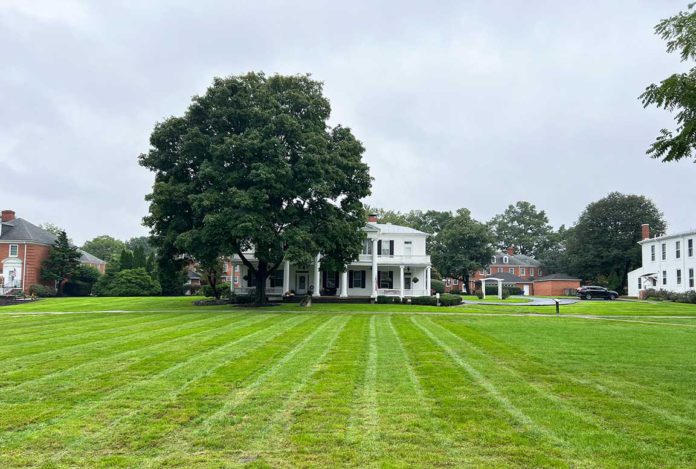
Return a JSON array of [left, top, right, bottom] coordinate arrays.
[[576, 286, 619, 300]]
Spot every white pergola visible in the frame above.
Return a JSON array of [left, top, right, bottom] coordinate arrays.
[[480, 277, 504, 300]]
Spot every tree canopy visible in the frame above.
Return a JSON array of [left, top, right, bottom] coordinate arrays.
[[431, 209, 494, 290], [563, 192, 666, 291], [140, 72, 372, 304], [81, 235, 126, 263], [41, 231, 82, 295], [488, 201, 554, 257], [641, 4, 696, 162]]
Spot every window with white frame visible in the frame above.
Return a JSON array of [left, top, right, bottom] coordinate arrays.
[[453, 278, 458, 285], [662, 243, 667, 260], [497, 267, 503, 273], [677, 269, 682, 285], [676, 241, 681, 259], [491, 256, 496, 264], [690, 268, 694, 288], [503, 256, 509, 264], [689, 239, 694, 257], [361, 239, 372, 255], [638, 277, 642, 290], [529, 268, 534, 277], [651, 245, 656, 261], [9, 244, 18, 257], [538, 269, 542, 277], [509, 268, 514, 274], [662, 270, 667, 285], [519, 267, 526, 276]]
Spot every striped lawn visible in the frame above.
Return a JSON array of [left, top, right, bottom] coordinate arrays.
[[1, 310, 695, 467]]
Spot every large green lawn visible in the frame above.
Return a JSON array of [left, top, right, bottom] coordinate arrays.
[[1, 298, 696, 467]]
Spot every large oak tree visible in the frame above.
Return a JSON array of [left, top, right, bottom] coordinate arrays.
[[140, 73, 371, 304]]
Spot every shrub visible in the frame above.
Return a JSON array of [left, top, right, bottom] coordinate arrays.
[[506, 286, 523, 296], [439, 293, 462, 306], [644, 289, 696, 304], [431, 279, 445, 294], [201, 282, 231, 298], [29, 284, 57, 297], [93, 268, 162, 296], [377, 295, 402, 304], [63, 280, 93, 297], [449, 286, 462, 294], [475, 289, 484, 299], [411, 295, 437, 306]]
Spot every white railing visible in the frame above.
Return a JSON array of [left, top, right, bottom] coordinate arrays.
[[376, 288, 429, 297], [233, 286, 284, 296], [357, 254, 431, 265]]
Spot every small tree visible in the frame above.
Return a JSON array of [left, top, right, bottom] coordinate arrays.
[[41, 231, 81, 295], [81, 235, 126, 263], [119, 248, 134, 270], [431, 209, 495, 291]]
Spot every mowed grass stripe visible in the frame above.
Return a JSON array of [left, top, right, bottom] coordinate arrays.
[[45, 314, 323, 465], [424, 317, 670, 466], [345, 315, 380, 465], [0, 312, 249, 400], [0, 312, 234, 385], [0, 313, 277, 444], [0, 311, 150, 339], [442, 317, 696, 427], [391, 316, 566, 466], [0, 311, 188, 358], [140, 315, 350, 468], [374, 316, 474, 466], [0, 311, 216, 368]]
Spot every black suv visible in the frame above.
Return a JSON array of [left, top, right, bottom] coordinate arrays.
[[576, 286, 619, 300]]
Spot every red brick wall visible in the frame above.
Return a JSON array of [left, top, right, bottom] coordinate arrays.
[[0, 242, 53, 289], [533, 280, 580, 296]]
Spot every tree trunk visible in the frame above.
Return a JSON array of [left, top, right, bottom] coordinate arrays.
[[206, 270, 220, 300], [255, 261, 269, 305], [463, 273, 471, 294]]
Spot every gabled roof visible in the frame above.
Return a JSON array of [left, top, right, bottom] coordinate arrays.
[[534, 273, 580, 282], [0, 218, 57, 245], [490, 251, 541, 267], [79, 250, 106, 264], [482, 272, 532, 283]]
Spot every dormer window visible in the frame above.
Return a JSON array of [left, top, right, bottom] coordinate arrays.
[[491, 256, 496, 264], [503, 256, 509, 264]]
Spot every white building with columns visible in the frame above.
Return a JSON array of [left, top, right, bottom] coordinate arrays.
[[627, 224, 696, 297], [229, 217, 432, 299]]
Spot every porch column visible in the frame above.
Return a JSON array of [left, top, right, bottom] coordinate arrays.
[[230, 261, 236, 294], [425, 266, 431, 295], [313, 254, 321, 297], [340, 269, 348, 297], [481, 279, 486, 299], [371, 238, 378, 298], [399, 265, 405, 299], [283, 260, 290, 294]]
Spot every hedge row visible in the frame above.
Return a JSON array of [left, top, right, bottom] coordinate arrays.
[[644, 289, 696, 304]]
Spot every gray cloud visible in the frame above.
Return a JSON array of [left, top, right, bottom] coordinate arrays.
[[0, 0, 693, 244]]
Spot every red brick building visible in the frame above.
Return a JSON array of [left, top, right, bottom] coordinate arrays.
[[1, 210, 106, 292]]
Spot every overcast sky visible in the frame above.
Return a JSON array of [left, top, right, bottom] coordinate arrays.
[[1, 0, 694, 244]]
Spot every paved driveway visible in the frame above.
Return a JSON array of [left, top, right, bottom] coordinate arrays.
[[461, 296, 578, 306]]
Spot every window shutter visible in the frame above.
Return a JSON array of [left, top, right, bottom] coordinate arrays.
[[334, 271, 339, 288], [361, 270, 366, 288], [349, 270, 354, 287], [377, 240, 382, 255], [389, 240, 394, 255]]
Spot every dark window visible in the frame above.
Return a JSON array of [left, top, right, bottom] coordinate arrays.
[[378, 271, 394, 289], [689, 239, 694, 257], [270, 270, 284, 288], [677, 269, 682, 285], [651, 245, 656, 261], [350, 270, 366, 288]]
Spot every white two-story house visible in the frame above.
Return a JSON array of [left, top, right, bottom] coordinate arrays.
[[229, 215, 432, 299], [627, 224, 696, 297]]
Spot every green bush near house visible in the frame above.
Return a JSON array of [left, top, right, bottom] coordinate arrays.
[[411, 295, 438, 306], [439, 293, 463, 306], [430, 279, 445, 294], [93, 268, 162, 297], [644, 289, 696, 304], [201, 282, 231, 299], [28, 284, 57, 297]]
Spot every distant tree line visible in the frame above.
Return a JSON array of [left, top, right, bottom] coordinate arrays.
[[369, 192, 666, 293]]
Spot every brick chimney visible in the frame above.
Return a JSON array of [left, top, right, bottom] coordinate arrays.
[[1, 210, 15, 222], [641, 224, 650, 240], [368, 213, 378, 223], [506, 246, 515, 256]]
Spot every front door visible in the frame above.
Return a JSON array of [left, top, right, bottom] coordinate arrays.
[[296, 272, 309, 295], [523, 284, 530, 296], [2, 260, 22, 288]]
